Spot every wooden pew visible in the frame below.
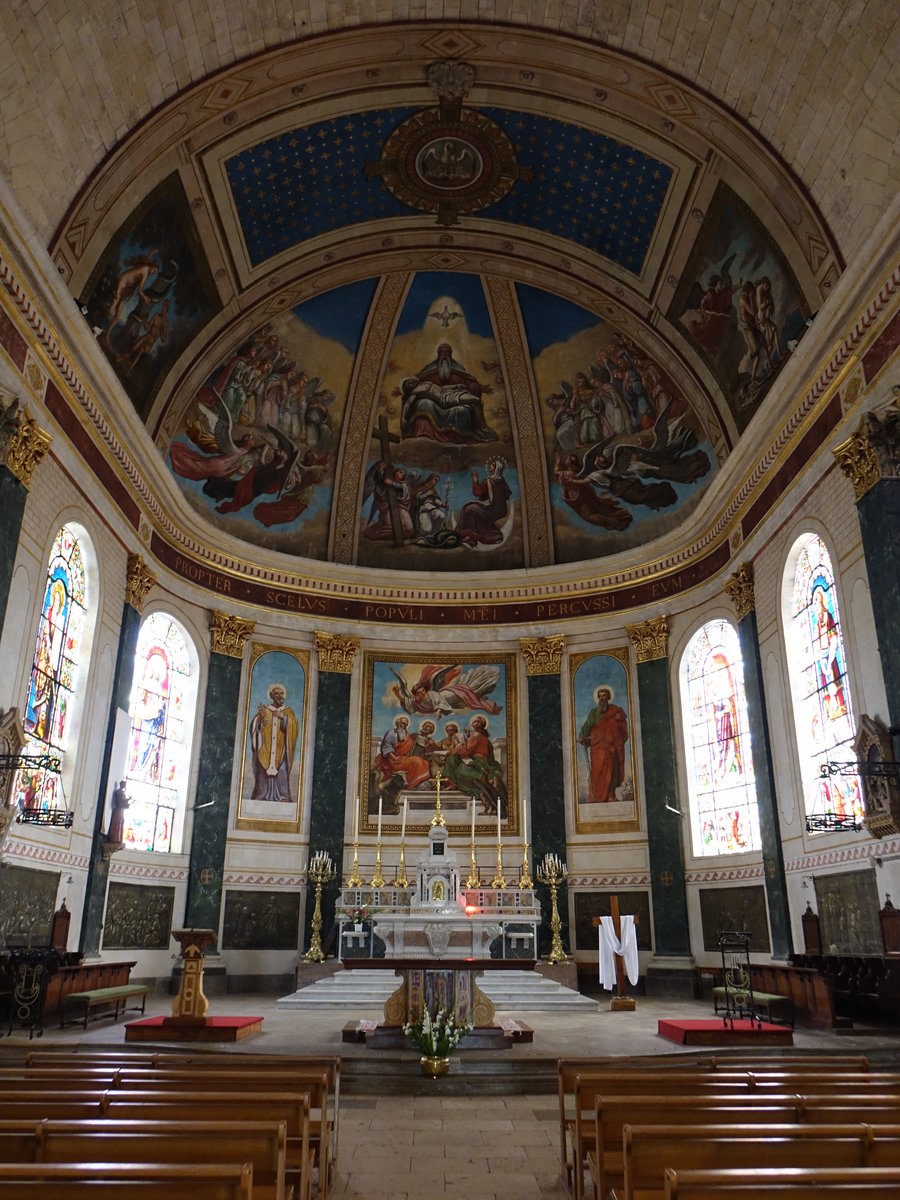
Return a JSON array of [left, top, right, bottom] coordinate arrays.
[[663, 1165, 900, 1199], [22, 1119, 290, 1200], [588, 1097, 805, 1200], [0, 1161, 254, 1199], [0, 1064, 331, 1197], [620, 1123, 900, 1200], [570, 1071, 900, 1200], [557, 1055, 872, 1194], [0, 1090, 313, 1200]]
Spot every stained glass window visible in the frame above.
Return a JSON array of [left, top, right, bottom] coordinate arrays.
[[15, 526, 87, 814], [680, 619, 761, 856], [786, 533, 863, 825], [121, 612, 194, 853]]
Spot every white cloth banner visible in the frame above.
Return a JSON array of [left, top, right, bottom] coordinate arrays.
[[598, 914, 639, 989]]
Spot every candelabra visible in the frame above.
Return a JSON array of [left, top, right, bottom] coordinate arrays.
[[491, 837, 506, 889], [346, 837, 363, 888], [395, 841, 409, 888], [536, 852, 569, 965], [519, 842, 533, 889], [466, 836, 480, 889], [303, 850, 336, 962]]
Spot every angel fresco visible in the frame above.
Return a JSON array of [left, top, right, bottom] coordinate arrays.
[[390, 663, 502, 718], [169, 322, 335, 529], [555, 399, 710, 530]]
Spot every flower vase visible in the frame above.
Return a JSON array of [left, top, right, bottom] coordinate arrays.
[[420, 1055, 451, 1078]]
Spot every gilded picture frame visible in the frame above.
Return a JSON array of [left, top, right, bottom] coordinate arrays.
[[571, 649, 640, 833], [236, 644, 310, 832], [360, 651, 518, 837]]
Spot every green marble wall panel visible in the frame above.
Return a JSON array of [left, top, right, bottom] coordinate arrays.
[[526, 671, 568, 959], [738, 610, 792, 958], [858, 483, 900, 739], [0, 467, 26, 639], [80, 601, 141, 955], [635, 656, 690, 956], [304, 669, 351, 955], [184, 651, 243, 940]]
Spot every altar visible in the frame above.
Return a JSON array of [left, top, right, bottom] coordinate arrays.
[[336, 823, 540, 962]]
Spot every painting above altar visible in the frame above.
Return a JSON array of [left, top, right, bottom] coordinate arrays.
[[360, 651, 519, 837]]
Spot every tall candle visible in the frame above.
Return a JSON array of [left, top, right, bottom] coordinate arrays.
[[497, 802, 502, 843], [470, 798, 476, 842], [353, 793, 359, 834], [401, 797, 408, 841], [377, 794, 383, 841], [522, 794, 528, 846]]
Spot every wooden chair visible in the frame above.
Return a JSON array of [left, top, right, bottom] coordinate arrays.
[[663, 1165, 900, 1199], [0, 1161, 254, 1199]]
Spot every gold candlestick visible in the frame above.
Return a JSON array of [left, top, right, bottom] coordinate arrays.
[[395, 842, 409, 888], [466, 837, 480, 888], [537, 852, 569, 964], [303, 850, 336, 962], [430, 771, 446, 827], [346, 839, 363, 888], [491, 839, 506, 889], [519, 842, 533, 889], [371, 841, 386, 887]]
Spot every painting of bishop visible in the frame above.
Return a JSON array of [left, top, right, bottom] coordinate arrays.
[[362, 653, 517, 835]]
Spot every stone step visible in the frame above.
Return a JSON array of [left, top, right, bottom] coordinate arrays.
[[278, 966, 597, 1012]]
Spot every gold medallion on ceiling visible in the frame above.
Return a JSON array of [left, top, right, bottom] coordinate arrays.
[[366, 60, 529, 227]]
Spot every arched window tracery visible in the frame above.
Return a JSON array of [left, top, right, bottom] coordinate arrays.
[[680, 618, 761, 856], [784, 532, 864, 826]]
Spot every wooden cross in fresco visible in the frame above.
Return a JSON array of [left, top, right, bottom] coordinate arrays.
[[370, 415, 405, 547]]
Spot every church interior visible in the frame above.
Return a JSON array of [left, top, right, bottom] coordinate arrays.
[[0, 1, 899, 1195]]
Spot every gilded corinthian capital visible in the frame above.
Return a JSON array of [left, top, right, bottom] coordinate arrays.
[[1, 400, 52, 488], [625, 615, 669, 663], [315, 631, 359, 674], [519, 635, 564, 675], [834, 399, 900, 500], [209, 611, 255, 658], [724, 562, 755, 620], [125, 553, 156, 613]]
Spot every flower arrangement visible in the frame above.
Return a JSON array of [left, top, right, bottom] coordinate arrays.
[[403, 1006, 472, 1058], [347, 905, 376, 923]]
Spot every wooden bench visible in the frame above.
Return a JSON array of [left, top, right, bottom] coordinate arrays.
[[587, 1095, 806, 1200], [712, 986, 793, 1026], [663, 1165, 900, 1199], [619, 1123, 900, 1200], [58, 983, 147, 1028], [21, 1119, 291, 1200], [0, 1161, 254, 1199]]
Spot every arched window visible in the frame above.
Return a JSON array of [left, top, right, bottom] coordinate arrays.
[[17, 525, 91, 815], [121, 611, 197, 853], [680, 618, 761, 856], [785, 532, 863, 825]]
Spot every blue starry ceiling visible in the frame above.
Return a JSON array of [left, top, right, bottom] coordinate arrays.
[[225, 107, 672, 275]]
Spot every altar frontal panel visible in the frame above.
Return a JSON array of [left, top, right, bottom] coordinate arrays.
[[360, 651, 518, 837], [237, 644, 310, 832]]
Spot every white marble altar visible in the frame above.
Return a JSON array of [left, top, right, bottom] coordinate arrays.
[[338, 825, 539, 961]]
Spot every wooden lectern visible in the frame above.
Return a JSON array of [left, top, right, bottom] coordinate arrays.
[[165, 928, 216, 1027], [593, 895, 637, 1011]]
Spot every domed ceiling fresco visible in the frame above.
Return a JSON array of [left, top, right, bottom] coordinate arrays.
[[57, 27, 835, 577]]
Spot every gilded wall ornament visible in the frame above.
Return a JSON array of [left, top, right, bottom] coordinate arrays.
[[519, 635, 565, 676], [1, 405, 52, 488], [625, 615, 669, 663], [209, 611, 255, 658], [854, 713, 900, 840], [724, 562, 755, 620], [125, 553, 156, 613], [833, 427, 880, 500], [366, 59, 530, 227], [315, 631, 359, 674]]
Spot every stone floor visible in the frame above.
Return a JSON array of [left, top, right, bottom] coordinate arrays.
[[4, 986, 899, 1199]]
